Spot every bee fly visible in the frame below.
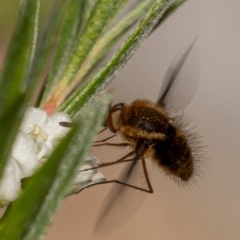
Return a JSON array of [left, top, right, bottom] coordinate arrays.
[[60, 39, 201, 191], [85, 37, 200, 189]]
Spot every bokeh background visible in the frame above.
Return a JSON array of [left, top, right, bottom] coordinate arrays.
[[1, 0, 240, 239]]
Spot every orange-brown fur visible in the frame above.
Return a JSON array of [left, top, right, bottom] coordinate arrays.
[[109, 99, 194, 181]]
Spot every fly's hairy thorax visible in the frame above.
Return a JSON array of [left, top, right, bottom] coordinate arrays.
[[117, 100, 169, 142]]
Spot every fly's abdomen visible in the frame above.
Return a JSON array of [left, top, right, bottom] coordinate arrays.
[[154, 125, 194, 181]]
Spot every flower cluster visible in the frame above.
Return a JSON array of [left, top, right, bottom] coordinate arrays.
[[0, 107, 105, 206]]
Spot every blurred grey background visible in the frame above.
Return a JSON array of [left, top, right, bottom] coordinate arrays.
[[1, 0, 240, 240]]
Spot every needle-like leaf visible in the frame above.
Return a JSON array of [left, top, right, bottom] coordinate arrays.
[[0, 0, 39, 178]]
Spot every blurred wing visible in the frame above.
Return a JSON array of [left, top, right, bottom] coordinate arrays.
[[95, 157, 150, 235], [157, 37, 200, 111]]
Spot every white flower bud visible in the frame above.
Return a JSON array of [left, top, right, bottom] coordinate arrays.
[[12, 132, 39, 178], [70, 155, 106, 194], [0, 159, 22, 206]]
